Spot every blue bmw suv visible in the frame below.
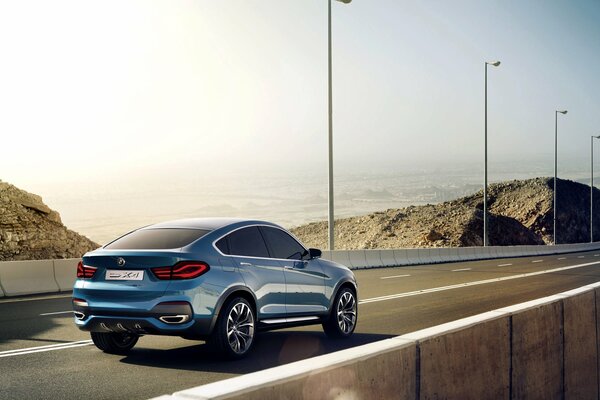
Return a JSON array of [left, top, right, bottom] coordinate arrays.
[[73, 218, 358, 358]]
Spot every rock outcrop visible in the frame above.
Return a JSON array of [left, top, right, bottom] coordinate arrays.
[[291, 178, 598, 250], [0, 181, 99, 261]]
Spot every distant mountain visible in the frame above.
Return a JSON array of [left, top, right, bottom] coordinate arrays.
[[291, 177, 598, 249], [0, 181, 99, 260]]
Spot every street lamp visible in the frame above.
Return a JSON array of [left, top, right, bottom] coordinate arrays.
[[591, 135, 600, 242], [328, 0, 351, 251], [554, 110, 567, 245], [483, 60, 500, 247]]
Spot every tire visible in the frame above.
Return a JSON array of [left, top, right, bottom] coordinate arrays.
[[209, 297, 256, 359], [90, 332, 139, 355], [322, 287, 357, 339]]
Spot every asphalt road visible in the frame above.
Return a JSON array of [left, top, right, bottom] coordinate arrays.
[[2, 250, 600, 400]]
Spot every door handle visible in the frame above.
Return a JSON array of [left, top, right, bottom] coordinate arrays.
[[239, 262, 253, 267]]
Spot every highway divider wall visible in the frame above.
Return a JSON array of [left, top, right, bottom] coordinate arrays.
[[322, 241, 600, 269], [0, 258, 79, 297], [152, 281, 600, 400], [1, 242, 600, 298]]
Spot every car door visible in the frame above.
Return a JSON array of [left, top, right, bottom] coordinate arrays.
[[259, 226, 327, 315], [218, 226, 287, 319]]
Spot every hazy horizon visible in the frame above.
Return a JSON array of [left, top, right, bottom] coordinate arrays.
[[1, 1, 600, 242], [6, 159, 595, 245]]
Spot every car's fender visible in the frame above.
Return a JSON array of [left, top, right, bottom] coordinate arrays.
[[207, 284, 258, 333]]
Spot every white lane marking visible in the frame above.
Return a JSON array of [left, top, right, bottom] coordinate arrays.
[[0, 294, 72, 304], [359, 261, 600, 305], [0, 340, 93, 358], [452, 268, 471, 272], [532, 260, 543, 263], [0, 340, 90, 354], [380, 274, 411, 280], [498, 263, 513, 267], [595, 255, 600, 257], [578, 256, 585, 259], [558, 257, 567, 260], [39, 311, 73, 316]]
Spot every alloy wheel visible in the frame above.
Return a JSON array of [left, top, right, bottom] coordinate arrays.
[[336, 291, 357, 334], [226, 301, 255, 354]]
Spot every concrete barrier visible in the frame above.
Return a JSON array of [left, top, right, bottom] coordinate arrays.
[[496, 246, 506, 258], [502, 246, 516, 257], [364, 250, 383, 268], [3, 241, 600, 298], [415, 315, 510, 399], [475, 246, 493, 260], [320, 250, 332, 261], [572, 244, 583, 252], [329, 250, 352, 268], [504, 246, 523, 258], [456, 247, 476, 261], [379, 250, 397, 267], [0, 260, 59, 296], [525, 245, 540, 257], [485, 246, 498, 258], [510, 298, 563, 398], [583, 243, 595, 252], [562, 288, 598, 399], [540, 245, 553, 255], [346, 250, 367, 269], [428, 248, 444, 264], [404, 249, 420, 265], [163, 338, 417, 400], [417, 248, 432, 264], [435, 247, 459, 263], [53, 258, 79, 292], [392, 249, 409, 265], [596, 287, 600, 400], [153, 281, 600, 400]]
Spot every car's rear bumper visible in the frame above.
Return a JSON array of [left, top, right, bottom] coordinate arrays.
[[73, 301, 214, 338]]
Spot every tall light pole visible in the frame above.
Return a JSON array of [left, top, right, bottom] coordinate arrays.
[[554, 110, 567, 245], [483, 60, 500, 247], [328, 0, 351, 251], [591, 135, 600, 242]]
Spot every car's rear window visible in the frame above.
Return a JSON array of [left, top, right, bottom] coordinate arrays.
[[105, 228, 211, 250]]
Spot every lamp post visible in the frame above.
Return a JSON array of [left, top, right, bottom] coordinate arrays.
[[328, 0, 351, 251], [483, 60, 500, 247], [591, 135, 600, 242], [554, 110, 568, 245]]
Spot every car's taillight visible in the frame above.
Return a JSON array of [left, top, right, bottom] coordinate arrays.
[[151, 266, 172, 280], [151, 261, 210, 280], [76, 261, 97, 279]]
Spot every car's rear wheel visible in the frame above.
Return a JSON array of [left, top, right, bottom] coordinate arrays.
[[209, 297, 256, 359], [90, 332, 139, 354], [323, 287, 357, 338]]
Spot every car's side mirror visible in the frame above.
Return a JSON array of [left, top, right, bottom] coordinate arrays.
[[309, 248, 322, 259]]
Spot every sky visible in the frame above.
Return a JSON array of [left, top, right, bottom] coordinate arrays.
[[1, 0, 600, 190]]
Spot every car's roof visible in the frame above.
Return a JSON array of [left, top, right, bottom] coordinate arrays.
[[143, 218, 273, 231]]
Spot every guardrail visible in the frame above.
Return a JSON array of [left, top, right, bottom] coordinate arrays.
[[152, 280, 600, 400], [0, 242, 600, 297]]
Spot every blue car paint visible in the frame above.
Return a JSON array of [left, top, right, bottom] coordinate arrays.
[[73, 218, 357, 339]]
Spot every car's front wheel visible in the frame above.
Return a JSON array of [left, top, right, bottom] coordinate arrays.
[[323, 287, 357, 338], [90, 332, 139, 354], [209, 297, 256, 359]]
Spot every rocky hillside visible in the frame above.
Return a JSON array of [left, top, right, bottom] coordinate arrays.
[[0, 181, 99, 261], [292, 178, 599, 249]]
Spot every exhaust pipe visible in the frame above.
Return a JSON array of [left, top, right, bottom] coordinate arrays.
[[159, 315, 190, 324], [73, 311, 86, 320]]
